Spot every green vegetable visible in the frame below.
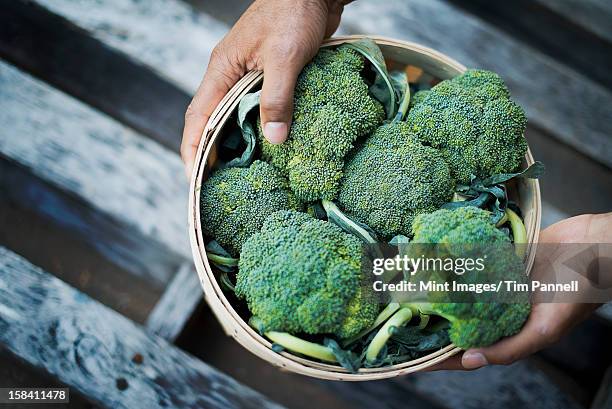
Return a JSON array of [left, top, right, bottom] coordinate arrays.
[[365, 307, 413, 362], [250, 317, 337, 363], [337, 91, 455, 238], [200, 160, 300, 257], [258, 43, 385, 202], [408, 207, 530, 349], [236, 210, 379, 339], [407, 69, 528, 183], [342, 302, 400, 347]]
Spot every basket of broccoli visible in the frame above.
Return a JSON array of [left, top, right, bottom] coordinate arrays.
[[188, 36, 542, 380]]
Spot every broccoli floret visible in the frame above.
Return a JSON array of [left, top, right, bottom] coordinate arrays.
[[258, 46, 385, 202], [411, 206, 508, 244], [236, 210, 379, 338], [337, 121, 455, 239], [409, 207, 530, 349], [200, 160, 300, 256], [406, 69, 527, 183]]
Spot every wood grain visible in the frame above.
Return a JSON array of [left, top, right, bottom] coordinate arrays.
[[34, 0, 227, 93], [0, 60, 190, 263], [145, 263, 203, 341], [0, 246, 283, 409], [0, 0, 191, 152], [537, 0, 612, 44], [0, 157, 182, 289], [339, 0, 612, 168]]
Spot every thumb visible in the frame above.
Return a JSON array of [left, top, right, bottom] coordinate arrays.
[[461, 313, 551, 369], [259, 50, 304, 144]]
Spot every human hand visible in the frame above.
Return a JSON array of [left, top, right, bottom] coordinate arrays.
[[430, 213, 611, 370], [181, 0, 348, 178]]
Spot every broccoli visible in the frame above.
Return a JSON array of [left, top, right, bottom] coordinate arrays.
[[236, 210, 379, 339], [410, 207, 530, 349], [200, 160, 300, 257], [337, 99, 454, 240], [365, 207, 530, 360], [406, 69, 527, 183], [258, 46, 385, 202]]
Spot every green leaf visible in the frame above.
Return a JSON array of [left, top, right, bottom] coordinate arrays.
[[481, 161, 545, 186], [323, 338, 361, 373], [205, 240, 239, 271], [390, 71, 410, 121], [390, 324, 450, 352], [226, 91, 261, 168], [442, 192, 490, 210], [343, 39, 397, 119]]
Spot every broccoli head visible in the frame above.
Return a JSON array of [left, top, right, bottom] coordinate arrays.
[[236, 210, 379, 338], [258, 46, 385, 202], [337, 121, 455, 239], [411, 206, 508, 244], [406, 69, 527, 183], [200, 160, 300, 257], [410, 207, 530, 349]]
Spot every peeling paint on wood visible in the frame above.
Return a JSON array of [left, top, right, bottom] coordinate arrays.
[[0, 247, 284, 409]]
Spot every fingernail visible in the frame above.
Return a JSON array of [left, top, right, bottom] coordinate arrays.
[[263, 122, 288, 144], [462, 352, 488, 369]]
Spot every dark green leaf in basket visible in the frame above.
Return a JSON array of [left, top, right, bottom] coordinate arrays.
[[481, 161, 545, 186], [205, 240, 239, 272], [343, 39, 397, 119], [324, 338, 361, 373], [389, 71, 411, 122], [442, 192, 490, 210], [225, 91, 261, 168], [271, 343, 285, 353], [390, 324, 450, 353]]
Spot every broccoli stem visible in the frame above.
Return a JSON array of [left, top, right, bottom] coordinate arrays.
[[322, 200, 377, 244], [207, 252, 239, 267], [495, 211, 509, 227], [365, 307, 413, 362], [417, 313, 430, 329], [341, 302, 401, 347], [506, 208, 527, 258], [249, 317, 337, 363]]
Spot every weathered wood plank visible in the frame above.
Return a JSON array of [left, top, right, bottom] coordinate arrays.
[[0, 0, 191, 152], [0, 157, 182, 289], [0, 60, 202, 339], [0, 159, 163, 321], [318, 360, 582, 409], [447, 0, 612, 90], [0, 350, 92, 408], [0, 247, 283, 409], [0, 60, 189, 262], [537, 0, 612, 44], [34, 0, 228, 93], [339, 0, 612, 168], [406, 361, 583, 409], [146, 263, 202, 341]]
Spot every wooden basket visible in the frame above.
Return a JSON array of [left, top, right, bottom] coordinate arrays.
[[188, 35, 542, 381]]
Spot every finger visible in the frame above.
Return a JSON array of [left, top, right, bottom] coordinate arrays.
[[461, 317, 552, 369], [424, 354, 466, 371], [182, 50, 240, 179], [259, 45, 306, 144]]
